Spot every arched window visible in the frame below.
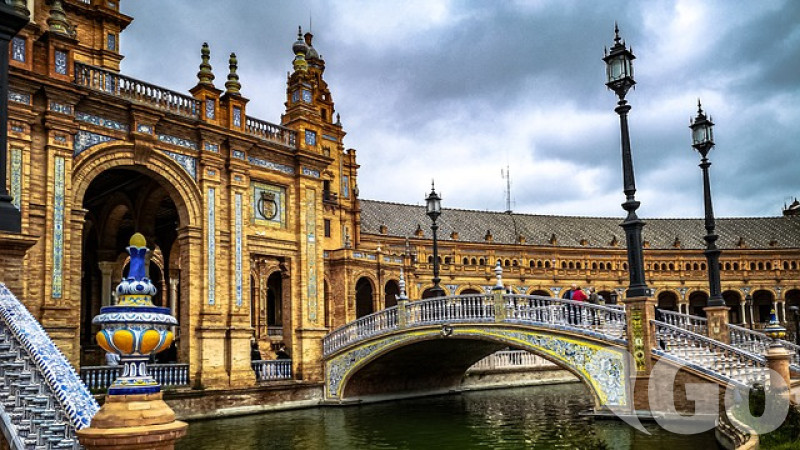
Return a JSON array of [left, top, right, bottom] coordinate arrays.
[[700, 263, 707, 270], [562, 261, 568, 269], [622, 262, 628, 270], [537, 260, 543, 268], [765, 262, 772, 270], [471, 258, 477, 265], [783, 261, 789, 270], [669, 263, 675, 271], [463, 257, 469, 265], [479, 258, 485, 265], [750, 262, 756, 271], [427, 255, 433, 264], [568, 262, 574, 269], [444, 256, 451, 265], [512, 260, 518, 267], [592, 262, 598, 270], [544, 261, 551, 268], [792, 261, 798, 270], [757, 262, 764, 271]]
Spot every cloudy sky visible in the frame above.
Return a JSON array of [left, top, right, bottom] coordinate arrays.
[[119, 1, 799, 219]]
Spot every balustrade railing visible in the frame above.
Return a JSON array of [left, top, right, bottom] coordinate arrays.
[[656, 309, 708, 334], [652, 320, 767, 387], [0, 284, 97, 450], [252, 359, 292, 381], [74, 62, 200, 119], [80, 363, 190, 390], [324, 294, 627, 357], [245, 116, 297, 148], [728, 324, 800, 371], [468, 350, 555, 371], [266, 326, 284, 337]]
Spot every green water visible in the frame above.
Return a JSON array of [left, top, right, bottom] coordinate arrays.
[[177, 383, 718, 449]]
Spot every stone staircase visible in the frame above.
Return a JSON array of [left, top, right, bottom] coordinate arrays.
[[0, 284, 98, 450]]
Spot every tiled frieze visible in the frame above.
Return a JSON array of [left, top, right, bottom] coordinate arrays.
[[235, 193, 243, 307], [163, 150, 197, 180], [248, 156, 294, 175], [158, 134, 198, 150], [52, 157, 65, 299], [74, 131, 115, 156], [10, 148, 21, 209], [306, 188, 318, 323], [207, 188, 216, 305], [75, 111, 129, 132]]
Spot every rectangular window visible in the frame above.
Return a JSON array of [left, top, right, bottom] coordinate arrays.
[[11, 37, 25, 62], [54, 50, 67, 75], [107, 33, 116, 51], [341, 175, 349, 199], [233, 107, 242, 127], [324, 219, 331, 237]]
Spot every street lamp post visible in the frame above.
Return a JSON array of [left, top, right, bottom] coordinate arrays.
[[788, 305, 800, 347], [745, 294, 753, 330], [425, 182, 445, 298], [603, 24, 649, 298], [690, 100, 724, 307], [0, 4, 27, 232]]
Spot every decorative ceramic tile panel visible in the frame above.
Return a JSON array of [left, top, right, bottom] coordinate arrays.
[[54, 50, 67, 75], [76, 111, 129, 132], [232, 150, 246, 159], [11, 37, 25, 62], [204, 142, 219, 152], [322, 134, 337, 142], [10, 124, 24, 133], [252, 182, 286, 227], [52, 157, 65, 299], [49, 101, 73, 115], [10, 149, 21, 209], [235, 193, 243, 307], [107, 33, 116, 51], [163, 150, 197, 180], [248, 156, 294, 175], [302, 167, 320, 178], [233, 107, 242, 127], [341, 175, 349, 199], [8, 91, 30, 104], [304, 130, 316, 146], [74, 131, 115, 156], [137, 124, 154, 134], [205, 99, 215, 120], [158, 134, 198, 150], [54, 135, 67, 144], [208, 188, 216, 305], [306, 188, 318, 322]]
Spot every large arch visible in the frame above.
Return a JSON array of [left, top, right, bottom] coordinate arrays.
[[753, 289, 775, 325], [656, 291, 678, 311], [722, 290, 742, 324], [324, 325, 629, 409], [384, 279, 399, 309], [688, 291, 709, 317], [72, 143, 202, 368]]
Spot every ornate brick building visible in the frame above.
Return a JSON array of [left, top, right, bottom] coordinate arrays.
[[3, 0, 799, 390]]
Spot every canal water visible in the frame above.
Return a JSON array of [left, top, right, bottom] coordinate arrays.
[[177, 383, 717, 449]]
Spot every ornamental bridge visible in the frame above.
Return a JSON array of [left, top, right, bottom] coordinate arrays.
[[322, 267, 800, 414]]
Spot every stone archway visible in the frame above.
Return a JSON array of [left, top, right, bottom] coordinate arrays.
[[356, 277, 375, 318], [72, 143, 201, 368], [656, 291, 678, 311]]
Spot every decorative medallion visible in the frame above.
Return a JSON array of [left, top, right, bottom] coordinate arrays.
[[252, 182, 286, 227]]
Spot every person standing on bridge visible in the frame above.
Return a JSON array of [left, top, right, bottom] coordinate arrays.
[[572, 286, 587, 302]]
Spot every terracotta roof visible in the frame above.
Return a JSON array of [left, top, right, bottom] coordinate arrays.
[[360, 199, 800, 250]]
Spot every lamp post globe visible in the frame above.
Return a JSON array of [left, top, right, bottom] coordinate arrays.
[[425, 182, 445, 298], [603, 24, 649, 299], [690, 100, 724, 307]]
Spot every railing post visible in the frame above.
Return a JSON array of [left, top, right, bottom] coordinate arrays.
[[704, 304, 731, 344], [397, 270, 409, 328], [492, 262, 505, 322], [623, 294, 657, 411]]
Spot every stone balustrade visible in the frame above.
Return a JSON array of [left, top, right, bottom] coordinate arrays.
[[245, 116, 297, 148], [251, 359, 292, 381], [658, 309, 708, 334], [468, 350, 555, 372], [80, 363, 190, 390], [74, 62, 201, 119]]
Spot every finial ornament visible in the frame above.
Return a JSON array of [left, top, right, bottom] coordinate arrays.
[[47, 0, 75, 37], [197, 42, 215, 86], [292, 26, 309, 72], [10, 0, 29, 18], [493, 260, 504, 290], [225, 53, 241, 95], [398, 269, 408, 300], [92, 233, 178, 395]]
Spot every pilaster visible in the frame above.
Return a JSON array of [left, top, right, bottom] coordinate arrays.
[[703, 305, 730, 344], [623, 295, 657, 411]]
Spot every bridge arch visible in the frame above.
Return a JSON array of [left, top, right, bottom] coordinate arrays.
[[324, 324, 629, 410]]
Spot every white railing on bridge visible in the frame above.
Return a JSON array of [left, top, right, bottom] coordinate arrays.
[[652, 320, 768, 388], [324, 293, 627, 357], [657, 309, 707, 334], [468, 350, 555, 372], [0, 284, 97, 450], [252, 359, 292, 381], [80, 363, 190, 390]]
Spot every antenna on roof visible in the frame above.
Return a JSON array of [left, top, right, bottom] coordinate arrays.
[[501, 165, 512, 214]]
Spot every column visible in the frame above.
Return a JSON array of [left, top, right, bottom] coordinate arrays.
[[97, 261, 115, 307], [739, 301, 747, 326], [780, 302, 786, 324], [169, 275, 179, 334]]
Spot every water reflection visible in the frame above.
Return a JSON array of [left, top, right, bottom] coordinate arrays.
[[178, 383, 716, 450]]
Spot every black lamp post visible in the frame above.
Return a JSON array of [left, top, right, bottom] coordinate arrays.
[[745, 294, 753, 330], [0, 4, 27, 232], [690, 100, 724, 307], [425, 182, 445, 297], [603, 24, 649, 298]]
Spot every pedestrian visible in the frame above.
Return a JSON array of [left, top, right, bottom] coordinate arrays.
[[588, 287, 599, 304], [562, 284, 576, 300], [572, 286, 588, 302], [276, 345, 290, 360], [250, 340, 262, 361]]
